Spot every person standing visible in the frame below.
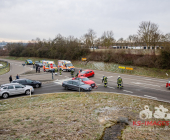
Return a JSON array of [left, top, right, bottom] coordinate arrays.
[[102, 76, 107, 87], [9, 75, 12, 83], [16, 74, 19, 79], [36, 65, 38, 73]]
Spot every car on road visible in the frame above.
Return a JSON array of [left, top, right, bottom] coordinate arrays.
[[12, 79, 42, 88], [62, 80, 92, 92], [166, 81, 170, 89], [78, 69, 95, 78], [25, 59, 33, 65], [0, 83, 34, 99], [72, 76, 96, 88], [35, 62, 43, 67]]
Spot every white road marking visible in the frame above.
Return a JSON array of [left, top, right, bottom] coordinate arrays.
[[54, 78, 72, 85], [96, 83, 101, 85], [107, 86, 115, 89], [107, 76, 113, 78], [144, 95, 158, 99], [123, 90, 133, 93], [131, 82, 160, 87]]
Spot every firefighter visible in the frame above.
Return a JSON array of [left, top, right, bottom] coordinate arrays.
[[71, 69, 74, 77], [79, 69, 82, 73], [102, 76, 107, 87], [75, 73, 79, 77], [59, 68, 62, 75], [55, 67, 58, 72], [117, 76, 122, 88]]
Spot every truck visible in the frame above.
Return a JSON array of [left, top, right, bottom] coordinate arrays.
[[58, 60, 75, 72]]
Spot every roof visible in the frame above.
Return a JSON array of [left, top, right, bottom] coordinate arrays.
[[1, 83, 19, 86], [83, 69, 92, 71]]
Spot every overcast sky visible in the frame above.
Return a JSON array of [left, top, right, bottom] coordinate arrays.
[[0, 0, 169, 42]]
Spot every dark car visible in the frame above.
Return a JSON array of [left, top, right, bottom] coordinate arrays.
[[25, 59, 33, 65], [35, 62, 43, 67], [12, 79, 42, 88], [62, 80, 92, 92]]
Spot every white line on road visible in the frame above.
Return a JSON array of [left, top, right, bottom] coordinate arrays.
[[123, 90, 133, 93], [107, 86, 115, 89], [96, 83, 101, 85], [131, 82, 160, 87], [144, 95, 158, 99]]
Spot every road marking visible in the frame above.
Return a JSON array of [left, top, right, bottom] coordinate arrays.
[[123, 90, 133, 93], [107, 86, 115, 89], [131, 82, 160, 87], [54, 78, 72, 85], [107, 76, 113, 78], [96, 83, 101, 85], [144, 95, 158, 99]]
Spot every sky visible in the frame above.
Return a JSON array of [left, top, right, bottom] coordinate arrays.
[[0, 0, 169, 42]]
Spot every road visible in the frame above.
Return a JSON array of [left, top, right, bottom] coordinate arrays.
[[0, 59, 170, 102]]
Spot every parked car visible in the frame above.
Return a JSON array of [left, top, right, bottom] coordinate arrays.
[[0, 83, 34, 99], [166, 81, 170, 89], [35, 62, 43, 67], [12, 79, 42, 88], [78, 69, 95, 78], [25, 59, 33, 65], [72, 76, 96, 88], [62, 80, 92, 92]]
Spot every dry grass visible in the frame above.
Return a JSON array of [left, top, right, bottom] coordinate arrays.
[[0, 92, 170, 140]]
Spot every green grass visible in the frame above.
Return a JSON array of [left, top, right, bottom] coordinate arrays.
[[0, 62, 10, 75]]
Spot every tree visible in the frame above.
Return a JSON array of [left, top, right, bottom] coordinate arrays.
[[83, 29, 96, 51], [138, 21, 161, 54], [101, 31, 115, 49]]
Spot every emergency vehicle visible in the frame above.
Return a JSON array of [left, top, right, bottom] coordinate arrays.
[[43, 61, 57, 72], [58, 60, 75, 72]]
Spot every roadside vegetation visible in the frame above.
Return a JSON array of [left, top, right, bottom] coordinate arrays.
[[0, 61, 10, 75], [0, 92, 170, 140]]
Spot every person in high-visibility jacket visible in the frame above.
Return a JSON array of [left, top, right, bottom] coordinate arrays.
[[102, 76, 107, 87], [117, 76, 122, 88], [59, 68, 62, 75], [75, 73, 78, 77], [71, 69, 74, 77]]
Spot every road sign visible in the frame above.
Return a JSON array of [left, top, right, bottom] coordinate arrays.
[[82, 58, 87, 61], [50, 63, 53, 68], [118, 66, 125, 69], [126, 67, 133, 70]]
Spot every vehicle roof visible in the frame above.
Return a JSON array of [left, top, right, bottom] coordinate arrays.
[[58, 60, 71, 63], [13, 79, 30, 81], [1, 83, 20, 86], [78, 76, 89, 79]]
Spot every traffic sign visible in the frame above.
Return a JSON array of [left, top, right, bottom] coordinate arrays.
[[118, 66, 125, 69], [50, 63, 53, 68], [126, 67, 133, 70], [82, 58, 87, 61]]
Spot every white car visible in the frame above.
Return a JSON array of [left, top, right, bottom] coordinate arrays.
[[0, 83, 34, 99]]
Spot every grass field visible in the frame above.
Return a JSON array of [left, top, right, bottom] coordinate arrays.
[[1, 56, 170, 79], [0, 92, 170, 140], [0, 61, 10, 75]]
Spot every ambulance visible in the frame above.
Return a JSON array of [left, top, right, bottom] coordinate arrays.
[[58, 60, 75, 72], [43, 60, 58, 72]]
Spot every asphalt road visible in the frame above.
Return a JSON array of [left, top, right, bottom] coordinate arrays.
[[0, 59, 170, 102]]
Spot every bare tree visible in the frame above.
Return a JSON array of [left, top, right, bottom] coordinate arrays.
[[138, 21, 161, 53], [101, 31, 115, 49], [83, 29, 96, 51]]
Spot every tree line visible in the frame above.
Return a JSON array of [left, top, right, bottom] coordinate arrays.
[[1, 21, 170, 69]]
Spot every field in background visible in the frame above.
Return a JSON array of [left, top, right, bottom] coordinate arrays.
[[0, 56, 170, 79], [0, 92, 170, 140]]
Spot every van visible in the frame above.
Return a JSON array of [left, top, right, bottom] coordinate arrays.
[[43, 61, 57, 72], [58, 60, 75, 72]]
